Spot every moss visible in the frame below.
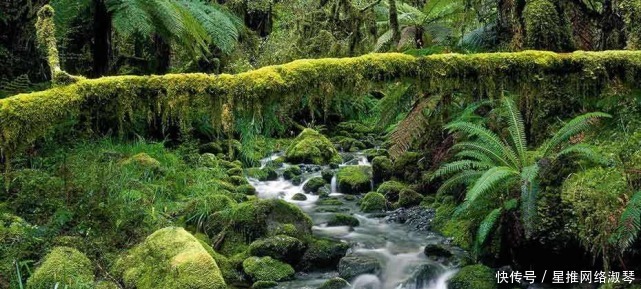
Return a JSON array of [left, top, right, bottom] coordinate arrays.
[[227, 167, 244, 176], [337, 166, 372, 194], [246, 167, 278, 181], [299, 237, 350, 271], [448, 265, 496, 289], [26, 246, 94, 289], [360, 192, 387, 213], [95, 281, 119, 289], [248, 235, 307, 264], [318, 277, 350, 289], [316, 198, 343, 206], [283, 166, 302, 180], [120, 153, 161, 170], [327, 214, 360, 227], [252, 281, 278, 289], [372, 156, 392, 185], [523, 0, 573, 51], [621, 0, 641, 49], [391, 152, 422, 183], [285, 129, 342, 165], [242, 256, 295, 282], [236, 184, 257, 195], [292, 193, 308, 201], [397, 189, 423, 208], [217, 199, 313, 255], [303, 177, 327, 194], [376, 181, 407, 202], [115, 227, 226, 289]]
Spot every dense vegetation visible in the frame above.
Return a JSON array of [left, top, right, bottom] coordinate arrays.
[[1, 0, 641, 289]]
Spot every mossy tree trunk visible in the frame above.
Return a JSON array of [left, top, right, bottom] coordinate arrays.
[[92, 0, 112, 77], [388, 0, 400, 48], [154, 35, 171, 74]]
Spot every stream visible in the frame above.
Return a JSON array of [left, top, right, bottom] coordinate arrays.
[[247, 152, 464, 289]]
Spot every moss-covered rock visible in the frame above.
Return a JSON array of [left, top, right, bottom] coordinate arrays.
[[391, 152, 422, 183], [397, 189, 423, 208], [317, 277, 350, 289], [321, 169, 335, 183], [285, 129, 342, 165], [248, 235, 307, 264], [226, 175, 249, 186], [243, 256, 295, 282], [303, 177, 327, 194], [337, 166, 372, 194], [423, 244, 453, 258], [299, 238, 350, 271], [217, 199, 313, 255], [316, 198, 343, 206], [283, 166, 302, 180], [115, 227, 226, 289], [327, 213, 360, 227], [120, 153, 161, 170], [448, 265, 496, 289], [246, 167, 278, 181], [372, 156, 392, 185], [376, 181, 407, 202], [338, 254, 381, 279], [95, 281, 119, 289], [360, 192, 387, 213], [292, 193, 308, 201], [27, 247, 94, 289], [237, 184, 257, 195]]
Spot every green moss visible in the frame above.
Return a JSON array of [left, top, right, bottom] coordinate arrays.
[[337, 166, 372, 194], [120, 153, 161, 170], [299, 237, 350, 271], [95, 281, 119, 289], [283, 166, 302, 180], [316, 198, 343, 206], [621, 0, 641, 49], [242, 256, 295, 282], [360, 192, 387, 213], [397, 189, 423, 208], [35, 6, 82, 86], [327, 214, 360, 227], [237, 184, 257, 195], [376, 181, 407, 202], [115, 227, 226, 289], [318, 277, 350, 289], [252, 281, 278, 289], [523, 0, 573, 51], [292, 193, 308, 201], [246, 167, 278, 181], [285, 129, 342, 165], [372, 156, 392, 185], [26, 246, 94, 289], [303, 177, 327, 194], [248, 235, 306, 264], [448, 265, 497, 289]]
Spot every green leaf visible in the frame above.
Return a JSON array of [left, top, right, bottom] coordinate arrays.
[[520, 164, 540, 237], [502, 97, 527, 166], [474, 207, 502, 255], [466, 166, 518, 204], [613, 191, 641, 251], [541, 112, 611, 157]]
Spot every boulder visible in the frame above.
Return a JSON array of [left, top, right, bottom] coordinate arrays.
[[360, 192, 387, 213], [337, 166, 372, 194], [248, 235, 307, 264], [327, 213, 360, 227], [376, 181, 407, 202], [292, 193, 308, 201], [285, 129, 342, 165], [299, 238, 349, 271], [252, 281, 278, 289], [246, 167, 278, 181], [27, 247, 94, 289], [243, 256, 295, 282], [423, 244, 453, 259], [283, 166, 302, 180], [372, 156, 392, 185], [317, 277, 350, 289], [448, 265, 497, 289], [114, 227, 226, 289], [397, 189, 423, 208], [303, 177, 327, 194], [338, 254, 381, 279]]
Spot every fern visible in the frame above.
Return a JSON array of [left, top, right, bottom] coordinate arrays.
[[520, 164, 540, 236], [446, 121, 520, 168], [475, 207, 502, 255], [437, 170, 483, 195], [388, 95, 442, 158], [613, 191, 641, 251], [557, 144, 609, 165], [432, 160, 490, 179], [502, 97, 527, 166], [541, 112, 612, 157], [465, 166, 518, 204]]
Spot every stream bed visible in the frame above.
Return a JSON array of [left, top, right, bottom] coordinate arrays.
[[247, 152, 468, 289]]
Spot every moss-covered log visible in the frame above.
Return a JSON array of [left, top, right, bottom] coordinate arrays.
[[1, 51, 641, 164]]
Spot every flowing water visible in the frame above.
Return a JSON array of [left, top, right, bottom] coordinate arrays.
[[247, 152, 461, 289]]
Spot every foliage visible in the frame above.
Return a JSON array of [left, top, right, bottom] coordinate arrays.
[[448, 264, 497, 289], [26, 246, 94, 289], [285, 129, 342, 165], [522, 0, 573, 51], [434, 97, 609, 256]]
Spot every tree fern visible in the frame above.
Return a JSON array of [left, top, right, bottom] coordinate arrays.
[[613, 191, 641, 251], [388, 94, 442, 158]]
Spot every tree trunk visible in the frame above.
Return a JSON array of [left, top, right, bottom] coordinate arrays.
[[92, 0, 112, 77], [388, 0, 400, 46], [154, 35, 171, 74]]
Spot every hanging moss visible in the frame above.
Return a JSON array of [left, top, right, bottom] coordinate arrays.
[[620, 0, 641, 49], [1, 51, 641, 167], [523, 0, 573, 51]]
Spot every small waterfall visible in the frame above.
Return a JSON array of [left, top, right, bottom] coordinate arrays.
[[331, 175, 338, 194], [424, 270, 457, 289], [352, 274, 382, 289]]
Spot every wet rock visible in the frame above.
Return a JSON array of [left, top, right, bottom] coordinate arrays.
[[338, 255, 381, 279], [360, 192, 387, 213], [317, 277, 350, 289], [372, 156, 392, 185], [396, 189, 423, 208], [384, 207, 435, 232], [243, 256, 295, 282], [376, 181, 406, 202], [298, 238, 349, 271], [292, 175, 303, 186], [316, 198, 344, 206], [327, 214, 360, 227], [448, 264, 497, 289], [292, 193, 308, 201], [285, 129, 342, 165], [246, 167, 278, 181], [398, 263, 443, 289], [423, 244, 453, 259], [248, 235, 307, 264], [321, 169, 335, 183], [283, 166, 302, 180], [304, 177, 327, 194], [252, 281, 278, 289]]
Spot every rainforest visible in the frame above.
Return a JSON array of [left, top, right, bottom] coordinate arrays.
[[1, 0, 641, 289]]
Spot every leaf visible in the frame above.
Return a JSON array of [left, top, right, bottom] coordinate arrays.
[[502, 97, 527, 166], [613, 191, 641, 251], [520, 164, 540, 237], [541, 112, 611, 157], [475, 207, 502, 255], [557, 144, 609, 165], [465, 166, 518, 204], [446, 121, 520, 169], [432, 160, 490, 179]]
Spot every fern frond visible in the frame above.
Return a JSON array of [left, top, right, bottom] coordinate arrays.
[[180, 0, 241, 54], [475, 207, 502, 254], [376, 82, 413, 129], [520, 164, 540, 237], [452, 142, 511, 168], [455, 150, 494, 164], [436, 170, 483, 195], [389, 95, 442, 158], [557, 144, 609, 165], [466, 166, 518, 205], [614, 191, 641, 251], [502, 97, 527, 166], [541, 112, 611, 157], [375, 29, 394, 52], [446, 121, 520, 169], [432, 160, 491, 180]]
